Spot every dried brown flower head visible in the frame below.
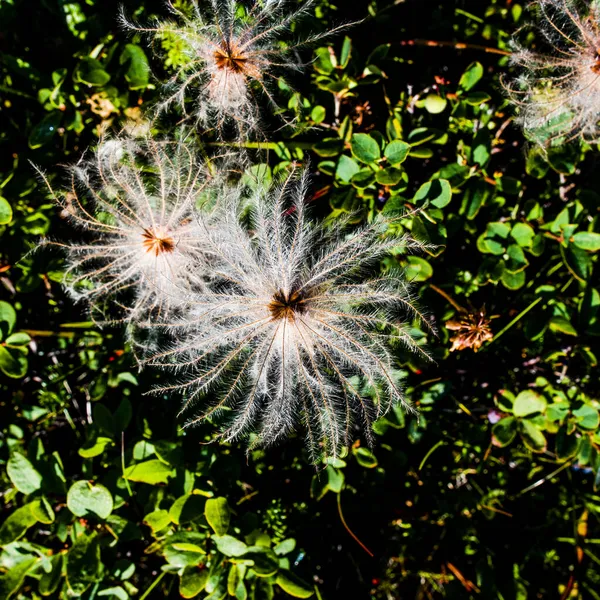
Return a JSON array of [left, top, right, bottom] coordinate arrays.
[[447, 308, 493, 352]]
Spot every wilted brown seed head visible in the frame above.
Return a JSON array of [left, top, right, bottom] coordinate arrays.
[[141, 228, 176, 257], [446, 308, 493, 353], [268, 288, 307, 322]]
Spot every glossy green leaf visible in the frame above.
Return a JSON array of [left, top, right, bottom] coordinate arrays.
[[513, 391, 547, 417], [351, 134, 381, 164], [7, 452, 42, 494], [205, 497, 230, 536], [67, 480, 113, 519], [122, 459, 174, 485], [276, 570, 314, 598]]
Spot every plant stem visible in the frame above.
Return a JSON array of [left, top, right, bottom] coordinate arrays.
[[139, 571, 167, 600], [486, 296, 543, 346], [429, 284, 464, 312], [399, 39, 511, 56], [336, 493, 374, 557]]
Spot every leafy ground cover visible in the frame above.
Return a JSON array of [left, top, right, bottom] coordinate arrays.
[[1, 0, 600, 598]]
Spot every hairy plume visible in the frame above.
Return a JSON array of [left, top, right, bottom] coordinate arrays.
[[147, 168, 430, 461], [507, 0, 600, 146], [124, 0, 352, 135]]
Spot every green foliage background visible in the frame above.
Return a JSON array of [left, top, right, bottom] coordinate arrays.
[[1, 0, 600, 598]]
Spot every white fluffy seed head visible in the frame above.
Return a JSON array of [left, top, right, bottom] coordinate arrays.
[[147, 168, 431, 462], [124, 0, 350, 135], [507, 0, 600, 146], [43, 135, 223, 323]]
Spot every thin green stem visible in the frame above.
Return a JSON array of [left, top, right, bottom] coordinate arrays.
[[486, 296, 543, 347], [139, 571, 167, 600], [419, 440, 445, 471]]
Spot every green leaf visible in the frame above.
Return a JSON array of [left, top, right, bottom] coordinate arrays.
[[67, 481, 113, 520], [555, 426, 580, 461], [573, 404, 600, 430], [519, 419, 547, 453], [351, 134, 381, 164], [123, 459, 174, 485], [274, 538, 296, 556], [511, 223, 535, 247], [458, 62, 483, 92], [375, 167, 403, 186], [242, 547, 279, 577], [7, 452, 42, 494], [404, 256, 433, 282], [313, 138, 344, 158], [205, 497, 230, 536], [180, 566, 209, 598], [492, 417, 518, 447], [573, 231, 600, 252], [0, 346, 28, 378], [143, 509, 171, 534], [0, 197, 13, 225], [413, 179, 452, 208], [548, 317, 578, 336], [275, 571, 314, 598], [119, 44, 149, 89], [213, 535, 248, 557], [28, 111, 62, 149], [384, 140, 411, 165], [39, 554, 63, 596], [424, 94, 447, 114], [0, 301, 17, 336], [74, 56, 111, 86], [0, 557, 38, 599], [352, 446, 378, 468], [0, 503, 39, 544], [30, 497, 55, 524], [66, 532, 102, 596], [335, 155, 360, 183], [79, 436, 113, 459], [170, 494, 206, 525], [5, 332, 31, 346], [513, 391, 547, 417]]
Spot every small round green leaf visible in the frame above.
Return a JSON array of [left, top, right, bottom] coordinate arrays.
[[424, 94, 447, 114], [384, 141, 411, 165], [513, 391, 547, 417], [413, 179, 452, 208], [351, 133, 381, 164], [67, 481, 113, 519]]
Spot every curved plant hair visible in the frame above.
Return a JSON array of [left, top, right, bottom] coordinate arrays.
[[146, 167, 431, 462], [506, 0, 600, 146], [38, 135, 224, 324], [123, 0, 353, 135]]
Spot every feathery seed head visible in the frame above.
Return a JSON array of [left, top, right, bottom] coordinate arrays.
[[125, 0, 348, 134], [43, 136, 222, 322], [507, 0, 600, 146], [149, 168, 430, 462]]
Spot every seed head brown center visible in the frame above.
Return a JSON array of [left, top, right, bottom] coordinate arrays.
[[141, 228, 176, 257], [268, 288, 306, 322], [214, 41, 250, 74]]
